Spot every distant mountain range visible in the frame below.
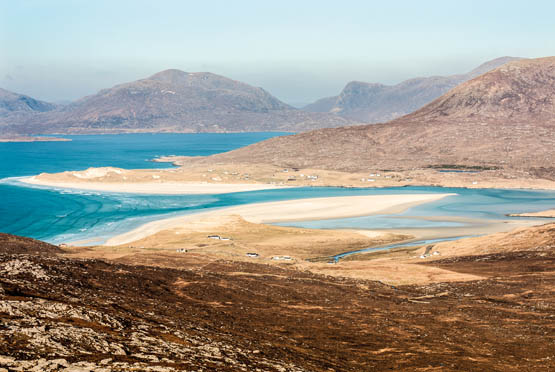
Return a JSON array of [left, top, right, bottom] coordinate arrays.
[[0, 70, 352, 135], [201, 57, 555, 179], [0, 57, 523, 135], [302, 57, 522, 123]]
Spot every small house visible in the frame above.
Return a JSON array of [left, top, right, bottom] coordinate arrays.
[[272, 256, 292, 261], [207, 235, 231, 241]]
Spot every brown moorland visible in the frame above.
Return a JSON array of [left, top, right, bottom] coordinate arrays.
[[1, 222, 554, 371]]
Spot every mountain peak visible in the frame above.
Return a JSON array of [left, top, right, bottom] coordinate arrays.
[[148, 69, 189, 80], [148, 69, 229, 81], [405, 56, 555, 122], [467, 56, 523, 78], [145, 69, 254, 92], [147, 69, 228, 85]]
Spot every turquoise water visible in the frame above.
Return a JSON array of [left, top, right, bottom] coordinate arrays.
[[1, 133, 555, 245], [0, 133, 290, 178], [276, 187, 555, 230], [0, 132, 288, 243]]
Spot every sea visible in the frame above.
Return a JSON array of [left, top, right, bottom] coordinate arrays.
[[1, 133, 555, 246]]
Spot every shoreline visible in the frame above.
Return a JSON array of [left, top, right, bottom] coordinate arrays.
[[103, 193, 454, 246], [20, 176, 290, 195], [15, 175, 555, 195], [17, 173, 555, 196], [19, 161, 555, 193], [0, 136, 71, 143]]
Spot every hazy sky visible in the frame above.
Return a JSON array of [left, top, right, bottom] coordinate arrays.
[[1, 0, 554, 105]]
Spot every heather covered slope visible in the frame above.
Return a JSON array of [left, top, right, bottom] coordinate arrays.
[[0, 233, 63, 255], [201, 57, 555, 178], [2, 70, 352, 134], [1, 226, 554, 371], [303, 56, 521, 122], [405, 57, 555, 122]]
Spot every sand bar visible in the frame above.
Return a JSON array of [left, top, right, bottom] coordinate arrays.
[[508, 208, 555, 218], [18, 163, 555, 194], [105, 193, 454, 246], [21, 176, 288, 194]]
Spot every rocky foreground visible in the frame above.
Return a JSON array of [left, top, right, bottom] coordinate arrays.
[[1, 229, 554, 371]]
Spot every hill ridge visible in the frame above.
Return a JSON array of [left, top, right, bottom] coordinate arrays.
[[303, 56, 522, 123], [197, 57, 555, 180], [1, 70, 352, 134]]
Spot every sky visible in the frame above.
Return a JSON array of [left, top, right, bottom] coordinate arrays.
[[1, 0, 554, 106]]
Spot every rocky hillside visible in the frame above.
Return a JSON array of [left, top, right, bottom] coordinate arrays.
[[2, 70, 352, 135], [0, 233, 63, 255], [1, 227, 554, 371], [199, 57, 555, 178], [303, 57, 521, 123], [406, 57, 555, 122], [0, 88, 56, 116]]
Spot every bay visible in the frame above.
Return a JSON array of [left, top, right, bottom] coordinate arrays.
[[1, 133, 554, 246]]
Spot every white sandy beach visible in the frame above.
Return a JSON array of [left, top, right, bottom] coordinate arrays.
[[105, 193, 454, 246], [21, 177, 288, 194]]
